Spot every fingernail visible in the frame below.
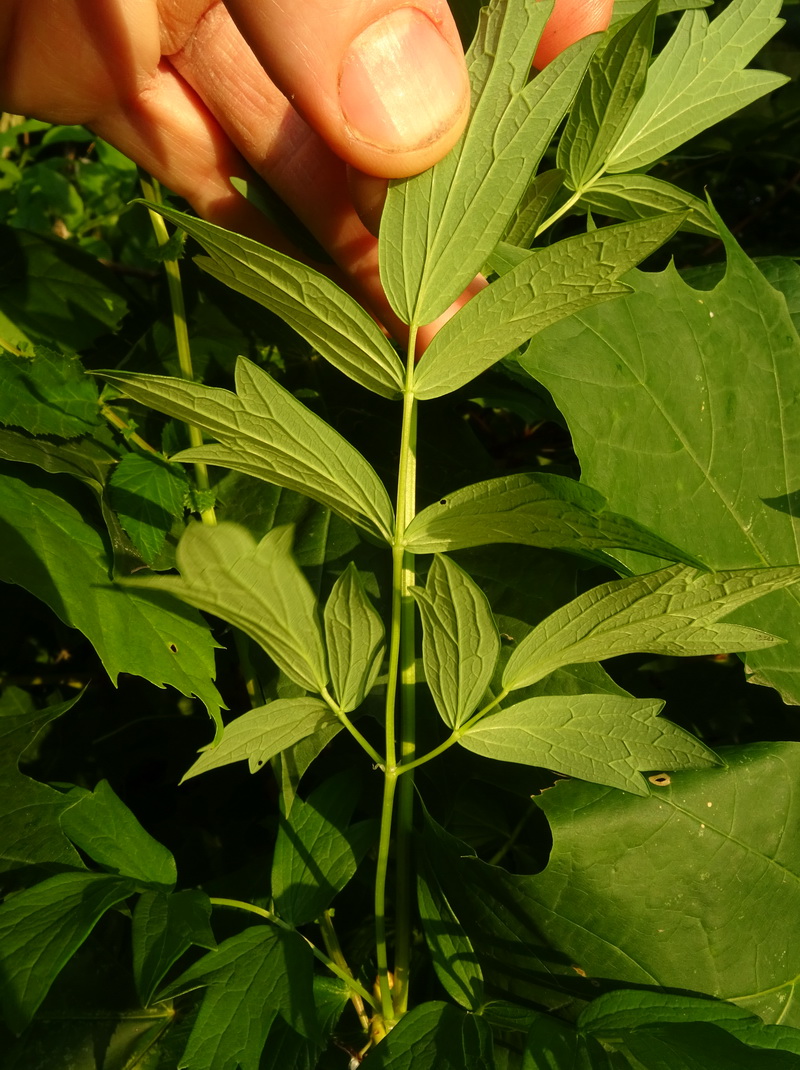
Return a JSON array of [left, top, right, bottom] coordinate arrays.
[[340, 8, 468, 151]]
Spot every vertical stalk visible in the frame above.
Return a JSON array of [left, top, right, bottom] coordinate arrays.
[[373, 325, 419, 1024], [139, 173, 216, 525]]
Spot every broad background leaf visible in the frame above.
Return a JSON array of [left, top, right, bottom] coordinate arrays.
[[0, 348, 101, 438], [520, 224, 800, 702], [365, 1001, 494, 1069], [132, 889, 216, 1007], [0, 467, 224, 727]]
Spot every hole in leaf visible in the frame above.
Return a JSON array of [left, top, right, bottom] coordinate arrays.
[[168, 643, 178, 653], [648, 774, 671, 786]]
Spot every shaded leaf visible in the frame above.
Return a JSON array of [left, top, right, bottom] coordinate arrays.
[[502, 563, 800, 692], [379, 0, 595, 324], [0, 468, 224, 730], [61, 779, 176, 889], [366, 1001, 494, 1069], [100, 357, 394, 541], [108, 452, 188, 564], [459, 694, 719, 795], [0, 872, 134, 1034], [158, 925, 317, 1070], [0, 424, 118, 490], [130, 523, 328, 693], [606, 0, 789, 173], [182, 698, 336, 783], [412, 555, 500, 728], [140, 202, 404, 399], [0, 690, 84, 875], [405, 472, 701, 566], [132, 890, 216, 1007], [324, 563, 385, 713], [0, 348, 101, 438], [413, 214, 683, 400], [504, 170, 565, 249], [523, 1012, 613, 1069], [271, 770, 375, 925], [257, 976, 349, 1070]]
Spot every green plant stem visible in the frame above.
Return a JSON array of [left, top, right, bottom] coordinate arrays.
[[535, 170, 604, 238], [396, 688, 510, 776], [320, 686, 385, 767], [320, 910, 371, 1033], [373, 770, 398, 1020], [209, 898, 377, 1010], [100, 403, 161, 455], [139, 173, 216, 525]]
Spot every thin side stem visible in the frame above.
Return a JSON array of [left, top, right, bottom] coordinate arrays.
[[209, 898, 377, 1010], [320, 910, 371, 1033], [320, 686, 385, 767], [396, 688, 510, 776], [534, 169, 605, 239], [373, 771, 398, 1019], [139, 173, 216, 525], [101, 403, 161, 456]]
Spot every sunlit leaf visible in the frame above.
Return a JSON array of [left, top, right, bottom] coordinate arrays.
[[458, 694, 720, 795], [100, 357, 394, 541], [411, 555, 500, 728], [182, 698, 336, 783], [324, 563, 385, 713], [577, 174, 717, 235], [502, 563, 800, 692]]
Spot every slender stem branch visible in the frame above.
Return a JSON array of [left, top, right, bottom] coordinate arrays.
[[139, 172, 216, 525], [101, 403, 161, 456], [396, 688, 510, 776], [320, 910, 371, 1033], [209, 898, 377, 1010], [320, 686, 385, 767], [373, 771, 398, 1019], [390, 326, 419, 1017], [534, 169, 605, 239]]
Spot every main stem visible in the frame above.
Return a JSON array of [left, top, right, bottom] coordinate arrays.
[[374, 327, 419, 1024]]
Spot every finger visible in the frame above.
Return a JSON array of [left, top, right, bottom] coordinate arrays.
[[533, 0, 614, 69], [221, 0, 470, 179]]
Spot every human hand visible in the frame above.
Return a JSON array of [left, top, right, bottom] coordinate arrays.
[[0, 0, 612, 339]]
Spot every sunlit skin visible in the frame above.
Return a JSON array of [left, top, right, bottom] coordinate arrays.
[[0, 0, 613, 345]]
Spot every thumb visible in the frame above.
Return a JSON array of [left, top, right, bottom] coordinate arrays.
[[223, 0, 470, 178]]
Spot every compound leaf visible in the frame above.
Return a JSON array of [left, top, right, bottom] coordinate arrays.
[[324, 563, 385, 713], [411, 555, 500, 728], [100, 357, 394, 542], [60, 779, 176, 890], [139, 202, 405, 399], [404, 472, 701, 566], [379, 0, 595, 325], [129, 523, 328, 694], [502, 563, 800, 692], [182, 698, 336, 783], [458, 694, 720, 796], [606, 0, 788, 173], [413, 214, 682, 400], [132, 889, 216, 1007], [0, 872, 134, 1034]]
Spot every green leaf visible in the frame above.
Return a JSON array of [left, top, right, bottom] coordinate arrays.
[[0, 871, 134, 1034], [379, 0, 596, 325], [129, 523, 328, 693], [610, 1022, 799, 1068], [458, 694, 720, 796], [365, 1001, 495, 1069], [181, 697, 336, 782], [504, 170, 565, 249], [271, 770, 376, 925], [108, 452, 188, 564], [411, 555, 499, 729], [100, 357, 394, 541], [0, 424, 118, 491], [132, 890, 216, 1007], [413, 214, 683, 400], [0, 690, 84, 874], [523, 1013, 613, 1070], [228, 176, 331, 265], [577, 174, 717, 235], [158, 925, 317, 1070], [60, 779, 176, 889], [324, 563, 385, 713], [611, 0, 712, 23], [521, 221, 800, 703], [257, 976, 350, 1070], [502, 563, 800, 692], [0, 348, 101, 438], [558, 0, 657, 188], [417, 814, 484, 1010], [139, 201, 404, 399], [0, 468, 224, 730], [606, 0, 789, 173], [404, 472, 701, 566], [578, 989, 755, 1036], [434, 744, 800, 1024], [0, 225, 128, 351]]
